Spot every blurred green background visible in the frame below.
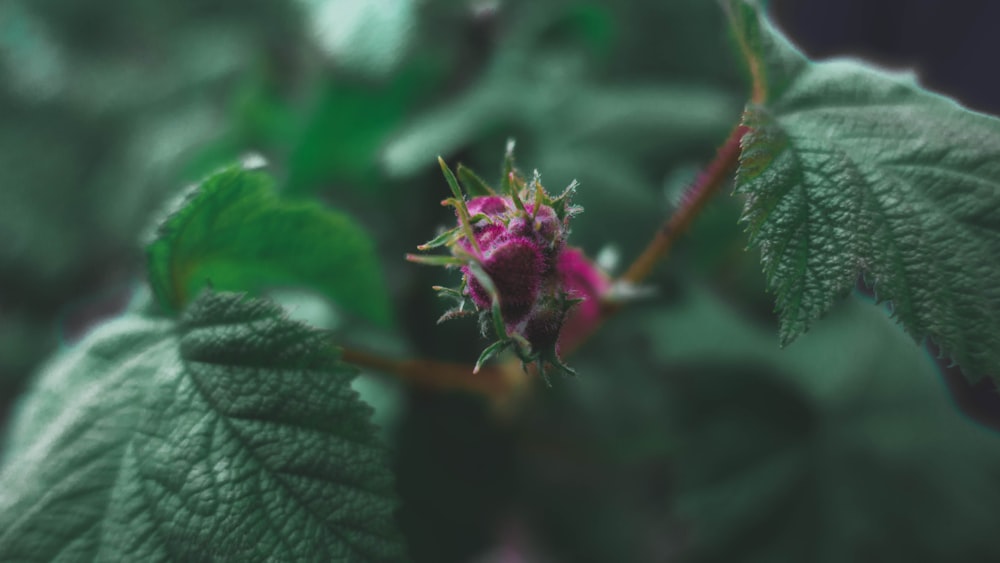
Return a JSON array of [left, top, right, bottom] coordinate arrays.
[[2, 0, 1000, 561]]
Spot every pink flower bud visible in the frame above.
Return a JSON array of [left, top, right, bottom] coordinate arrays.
[[555, 247, 611, 350], [511, 205, 560, 244], [410, 149, 601, 380], [463, 235, 544, 324], [466, 196, 512, 218]]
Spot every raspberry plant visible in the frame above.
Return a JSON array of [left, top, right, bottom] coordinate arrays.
[[2, 1, 1000, 561]]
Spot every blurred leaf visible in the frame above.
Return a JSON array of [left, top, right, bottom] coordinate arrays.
[[0, 291, 406, 561], [0, 0, 309, 395], [1, 1, 268, 113], [730, 0, 1000, 379], [541, 4, 616, 58], [285, 66, 438, 195], [147, 166, 393, 326], [298, 0, 416, 77], [382, 3, 737, 180], [384, 75, 735, 180], [647, 288, 1000, 562]]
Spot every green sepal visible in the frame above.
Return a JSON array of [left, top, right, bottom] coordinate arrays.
[[500, 139, 517, 194], [437, 307, 476, 324], [550, 180, 581, 222], [438, 156, 466, 201], [438, 157, 482, 257], [468, 213, 495, 226], [473, 339, 512, 374], [543, 350, 577, 378], [457, 163, 496, 197], [432, 285, 467, 301], [417, 226, 463, 250], [509, 186, 528, 213], [405, 254, 466, 267]]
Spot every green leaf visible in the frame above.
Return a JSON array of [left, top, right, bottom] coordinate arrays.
[[147, 165, 393, 326], [729, 0, 1000, 378], [299, 0, 416, 78], [645, 288, 1000, 563], [284, 64, 439, 195], [0, 291, 407, 561]]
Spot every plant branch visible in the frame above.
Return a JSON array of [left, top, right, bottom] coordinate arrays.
[[619, 123, 747, 286], [341, 346, 526, 400], [725, 1, 767, 105], [559, 122, 747, 356]]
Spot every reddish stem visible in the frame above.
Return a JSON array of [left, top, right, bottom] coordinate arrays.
[[560, 123, 748, 355], [620, 123, 748, 285], [341, 347, 526, 400]]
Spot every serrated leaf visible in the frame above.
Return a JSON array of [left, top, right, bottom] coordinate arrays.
[[729, 0, 1000, 378], [147, 166, 393, 327], [0, 291, 406, 561]]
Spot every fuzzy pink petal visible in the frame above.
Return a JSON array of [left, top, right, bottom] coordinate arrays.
[[556, 246, 611, 349]]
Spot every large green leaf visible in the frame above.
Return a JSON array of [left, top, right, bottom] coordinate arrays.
[[147, 165, 393, 326], [0, 291, 406, 561], [646, 289, 1000, 563], [728, 0, 1000, 379]]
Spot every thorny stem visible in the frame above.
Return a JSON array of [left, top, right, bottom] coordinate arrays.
[[619, 123, 748, 286], [560, 121, 748, 356], [345, 121, 748, 402]]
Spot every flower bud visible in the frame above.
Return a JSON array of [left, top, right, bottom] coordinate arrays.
[[408, 146, 607, 381], [555, 247, 611, 350], [463, 235, 544, 324]]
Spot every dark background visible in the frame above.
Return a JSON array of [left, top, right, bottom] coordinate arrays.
[[775, 0, 1000, 116]]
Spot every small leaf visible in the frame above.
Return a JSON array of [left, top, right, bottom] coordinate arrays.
[[147, 166, 393, 327], [0, 291, 407, 561], [729, 0, 1000, 379]]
